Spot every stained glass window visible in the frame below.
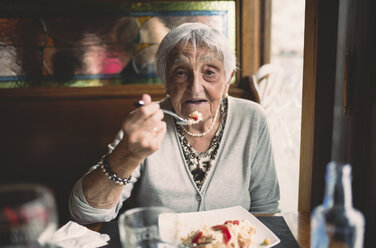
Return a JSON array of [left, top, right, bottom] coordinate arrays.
[[0, 1, 235, 88]]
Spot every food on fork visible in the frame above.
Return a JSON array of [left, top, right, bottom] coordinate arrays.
[[181, 219, 256, 248], [187, 111, 203, 125]]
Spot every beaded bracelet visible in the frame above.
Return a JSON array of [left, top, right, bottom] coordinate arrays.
[[99, 155, 132, 185]]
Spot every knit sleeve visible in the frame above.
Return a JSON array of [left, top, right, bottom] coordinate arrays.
[[249, 120, 280, 214], [69, 130, 141, 224]]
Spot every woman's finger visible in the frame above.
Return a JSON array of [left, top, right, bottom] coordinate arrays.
[[149, 122, 167, 151], [129, 102, 160, 124], [142, 94, 152, 104], [146, 108, 164, 123], [151, 120, 166, 134]]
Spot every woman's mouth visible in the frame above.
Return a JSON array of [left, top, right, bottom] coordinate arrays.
[[184, 99, 207, 105]]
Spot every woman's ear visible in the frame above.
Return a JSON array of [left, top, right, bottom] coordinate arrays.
[[223, 70, 235, 97], [226, 70, 235, 85]]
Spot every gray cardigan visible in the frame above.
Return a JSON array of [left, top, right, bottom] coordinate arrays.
[[69, 97, 280, 224]]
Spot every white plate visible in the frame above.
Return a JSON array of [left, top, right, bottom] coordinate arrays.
[[174, 206, 280, 248]]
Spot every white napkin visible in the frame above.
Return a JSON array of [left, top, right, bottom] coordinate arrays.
[[39, 221, 110, 248]]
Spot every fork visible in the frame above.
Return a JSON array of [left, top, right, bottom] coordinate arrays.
[[134, 100, 191, 125], [179, 241, 212, 247]]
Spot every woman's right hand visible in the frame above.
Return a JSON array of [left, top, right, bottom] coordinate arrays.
[[108, 94, 167, 177], [81, 94, 166, 209]]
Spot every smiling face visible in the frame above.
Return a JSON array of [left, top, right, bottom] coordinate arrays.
[[165, 42, 233, 125]]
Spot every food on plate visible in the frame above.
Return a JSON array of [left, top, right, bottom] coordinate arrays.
[[262, 238, 270, 245], [181, 219, 256, 248], [187, 111, 203, 125]]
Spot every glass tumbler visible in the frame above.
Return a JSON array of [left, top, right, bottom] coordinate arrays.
[[119, 206, 178, 248], [0, 183, 58, 248]]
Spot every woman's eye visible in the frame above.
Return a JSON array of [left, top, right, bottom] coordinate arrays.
[[171, 68, 187, 83], [203, 69, 217, 81], [175, 70, 186, 77], [205, 70, 215, 76]]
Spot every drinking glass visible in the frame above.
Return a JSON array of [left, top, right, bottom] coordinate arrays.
[[0, 183, 58, 247], [118, 206, 178, 248]]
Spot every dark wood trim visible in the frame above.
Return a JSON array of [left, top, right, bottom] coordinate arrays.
[[0, 85, 166, 100], [299, 0, 340, 212], [260, 0, 272, 64], [235, 0, 241, 81], [298, 0, 318, 212], [0, 84, 249, 101], [309, 0, 339, 211], [239, 0, 261, 78]]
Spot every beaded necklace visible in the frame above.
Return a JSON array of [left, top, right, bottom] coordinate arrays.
[[180, 102, 221, 137]]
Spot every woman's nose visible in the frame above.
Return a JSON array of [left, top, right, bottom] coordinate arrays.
[[189, 73, 204, 94]]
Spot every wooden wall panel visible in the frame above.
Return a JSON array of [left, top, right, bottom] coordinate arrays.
[[0, 85, 249, 224], [0, 85, 164, 223]]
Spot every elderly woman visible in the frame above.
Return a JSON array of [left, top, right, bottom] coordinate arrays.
[[69, 23, 279, 224]]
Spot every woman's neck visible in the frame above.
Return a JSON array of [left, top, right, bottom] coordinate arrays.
[[184, 112, 222, 153], [181, 100, 221, 137]]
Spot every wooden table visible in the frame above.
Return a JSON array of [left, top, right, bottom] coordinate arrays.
[[87, 212, 311, 248]]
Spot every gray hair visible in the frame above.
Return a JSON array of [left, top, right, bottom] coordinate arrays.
[[155, 22, 236, 84]]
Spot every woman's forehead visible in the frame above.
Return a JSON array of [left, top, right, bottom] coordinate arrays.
[[167, 42, 223, 64]]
